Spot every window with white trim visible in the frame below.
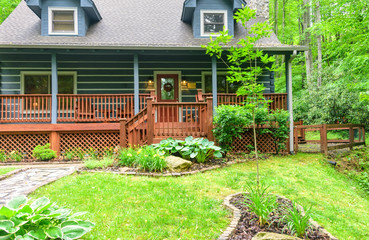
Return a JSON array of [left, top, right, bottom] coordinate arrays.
[[48, 7, 78, 35], [201, 10, 227, 36]]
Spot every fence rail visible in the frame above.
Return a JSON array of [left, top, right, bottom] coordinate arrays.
[[294, 123, 366, 154], [201, 93, 287, 111]]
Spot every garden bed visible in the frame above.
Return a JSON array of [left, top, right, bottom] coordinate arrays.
[[222, 193, 337, 240]]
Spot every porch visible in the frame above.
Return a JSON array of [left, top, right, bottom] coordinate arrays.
[[0, 92, 287, 123]]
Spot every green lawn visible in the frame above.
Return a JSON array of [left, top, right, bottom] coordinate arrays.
[[31, 153, 369, 239], [0, 167, 17, 175]]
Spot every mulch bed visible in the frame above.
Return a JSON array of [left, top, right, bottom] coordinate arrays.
[[229, 194, 331, 240]]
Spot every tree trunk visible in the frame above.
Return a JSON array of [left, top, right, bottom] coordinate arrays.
[[316, 1, 323, 87], [282, 0, 287, 42], [303, 0, 313, 86], [274, 0, 278, 35]]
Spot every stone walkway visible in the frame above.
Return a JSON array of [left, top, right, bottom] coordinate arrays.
[[0, 166, 78, 206]]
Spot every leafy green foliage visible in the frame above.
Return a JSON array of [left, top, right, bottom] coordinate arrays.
[[0, 0, 20, 23], [117, 146, 167, 172], [84, 156, 115, 170], [0, 195, 94, 239], [283, 203, 312, 238], [134, 146, 167, 172], [244, 183, 278, 226], [152, 137, 223, 163], [151, 138, 184, 157], [0, 150, 7, 162], [32, 144, 57, 161], [294, 83, 369, 127], [214, 105, 289, 154], [8, 151, 23, 162]]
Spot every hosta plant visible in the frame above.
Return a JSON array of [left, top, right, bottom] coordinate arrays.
[[152, 138, 184, 156], [180, 136, 223, 163], [0, 196, 95, 240]]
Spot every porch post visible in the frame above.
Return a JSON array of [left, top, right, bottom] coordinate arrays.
[[211, 56, 217, 112], [51, 53, 58, 124], [134, 54, 139, 115], [286, 54, 294, 154]]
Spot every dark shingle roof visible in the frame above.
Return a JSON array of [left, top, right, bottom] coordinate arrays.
[[0, 0, 305, 51]]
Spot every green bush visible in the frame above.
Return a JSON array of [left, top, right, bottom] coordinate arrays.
[[135, 146, 167, 172], [152, 136, 223, 163], [0, 195, 94, 239], [8, 150, 23, 162], [214, 105, 290, 153], [0, 150, 7, 162], [32, 144, 57, 161]]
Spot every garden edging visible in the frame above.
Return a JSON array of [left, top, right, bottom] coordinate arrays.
[[0, 168, 30, 181], [77, 159, 249, 177], [218, 192, 338, 240]]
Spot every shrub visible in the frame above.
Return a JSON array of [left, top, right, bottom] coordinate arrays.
[[267, 109, 290, 154], [63, 149, 75, 161], [0, 195, 94, 239], [179, 136, 223, 163], [135, 146, 167, 172], [0, 150, 7, 162], [8, 150, 23, 162], [213, 105, 252, 152], [244, 183, 278, 226], [283, 203, 312, 238], [117, 147, 138, 167], [32, 144, 57, 161]]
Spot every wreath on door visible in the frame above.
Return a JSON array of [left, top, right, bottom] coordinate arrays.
[[163, 82, 173, 92]]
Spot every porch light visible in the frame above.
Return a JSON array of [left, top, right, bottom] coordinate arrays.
[[181, 80, 188, 89], [147, 80, 154, 89]]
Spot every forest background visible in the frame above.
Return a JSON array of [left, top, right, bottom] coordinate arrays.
[[1, 0, 369, 126]]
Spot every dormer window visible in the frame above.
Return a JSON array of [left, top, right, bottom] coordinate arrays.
[[48, 7, 78, 35], [200, 10, 228, 37]]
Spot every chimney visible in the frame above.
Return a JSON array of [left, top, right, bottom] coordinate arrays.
[[246, 0, 269, 19]]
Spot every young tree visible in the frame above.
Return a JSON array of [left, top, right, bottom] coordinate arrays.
[[202, 6, 277, 186]]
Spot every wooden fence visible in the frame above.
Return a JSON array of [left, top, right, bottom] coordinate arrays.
[[294, 124, 366, 154]]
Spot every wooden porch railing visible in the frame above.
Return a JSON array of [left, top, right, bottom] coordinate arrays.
[[0, 95, 52, 123], [121, 97, 214, 146], [294, 123, 366, 154], [0, 94, 151, 123], [201, 92, 287, 111]]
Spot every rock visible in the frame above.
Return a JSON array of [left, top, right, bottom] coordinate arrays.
[[252, 232, 302, 240], [165, 156, 192, 172]]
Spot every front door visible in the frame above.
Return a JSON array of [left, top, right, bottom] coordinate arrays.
[[157, 74, 179, 122]]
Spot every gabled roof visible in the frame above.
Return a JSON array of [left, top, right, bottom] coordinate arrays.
[[0, 0, 306, 51]]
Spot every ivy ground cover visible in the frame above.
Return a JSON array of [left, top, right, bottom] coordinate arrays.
[[31, 153, 369, 239]]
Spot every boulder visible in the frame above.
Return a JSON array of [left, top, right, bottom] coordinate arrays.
[[165, 156, 192, 172], [252, 232, 302, 240]]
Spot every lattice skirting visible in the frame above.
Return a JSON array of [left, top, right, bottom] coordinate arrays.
[[231, 130, 288, 154], [0, 133, 50, 159], [59, 131, 120, 153]]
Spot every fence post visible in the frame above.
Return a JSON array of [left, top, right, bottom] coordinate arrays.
[[206, 97, 214, 141], [320, 124, 328, 154], [120, 118, 127, 148], [50, 131, 60, 154], [361, 126, 366, 146], [147, 97, 154, 145], [294, 126, 299, 152], [349, 125, 354, 150]]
